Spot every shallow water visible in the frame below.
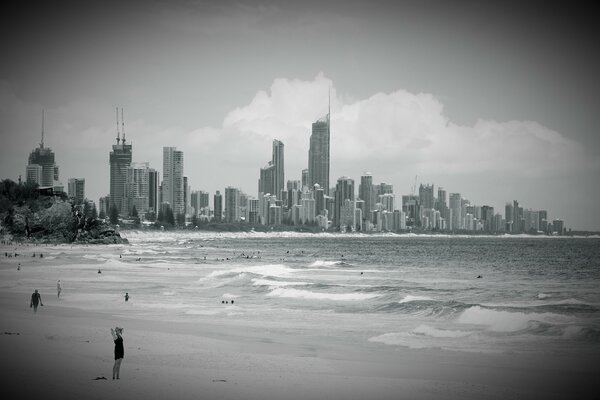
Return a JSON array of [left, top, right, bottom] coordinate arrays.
[[5, 231, 600, 355]]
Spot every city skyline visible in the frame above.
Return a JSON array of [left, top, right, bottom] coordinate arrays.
[[1, 1, 599, 230]]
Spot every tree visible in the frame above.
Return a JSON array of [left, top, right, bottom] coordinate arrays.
[[91, 204, 98, 219], [131, 205, 140, 227], [83, 201, 91, 219], [109, 204, 119, 225], [99, 209, 106, 220]]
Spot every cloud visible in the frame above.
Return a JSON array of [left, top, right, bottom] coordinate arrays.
[[212, 73, 598, 189]]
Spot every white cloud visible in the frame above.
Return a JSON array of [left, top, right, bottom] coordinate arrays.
[[212, 73, 598, 188]]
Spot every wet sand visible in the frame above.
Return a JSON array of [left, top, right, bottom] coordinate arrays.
[[1, 243, 598, 400]]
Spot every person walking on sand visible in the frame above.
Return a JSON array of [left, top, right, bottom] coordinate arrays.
[[124, 292, 129, 302], [111, 327, 124, 379], [57, 280, 62, 298], [30, 289, 43, 312]]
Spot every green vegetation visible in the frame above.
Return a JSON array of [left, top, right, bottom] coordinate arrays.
[[0, 179, 127, 244]]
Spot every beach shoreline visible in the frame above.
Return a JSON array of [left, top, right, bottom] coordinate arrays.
[[1, 242, 598, 400]]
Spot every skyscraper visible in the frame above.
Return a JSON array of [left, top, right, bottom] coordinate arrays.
[[301, 169, 309, 191], [213, 191, 223, 222], [162, 147, 184, 217], [68, 178, 85, 204], [124, 163, 151, 215], [225, 187, 240, 223], [308, 100, 330, 195], [334, 177, 354, 227], [419, 184, 435, 210], [109, 108, 132, 214], [359, 173, 374, 222], [148, 169, 160, 215], [449, 193, 462, 231], [272, 139, 284, 199], [259, 162, 275, 196], [27, 110, 59, 188]]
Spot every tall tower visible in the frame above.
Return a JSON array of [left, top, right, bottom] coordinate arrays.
[[308, 94, 330, 195], [162, 147, 184, 217], [109, 108, 132, 214], [359, 172, 374, 222], [27, 110, 59, 187], [272, 139, 284, 199], [334, 176, 354, 227]]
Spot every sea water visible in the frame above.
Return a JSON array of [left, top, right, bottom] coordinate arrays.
[[18, 232, 600, 355]]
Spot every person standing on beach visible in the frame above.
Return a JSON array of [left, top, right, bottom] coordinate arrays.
[[57, 280, 62, 298], [111, 327, 124, 379], [30, 289, 43, 312]]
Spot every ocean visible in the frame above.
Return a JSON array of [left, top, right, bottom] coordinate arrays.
[[21, 232, 600, 355]]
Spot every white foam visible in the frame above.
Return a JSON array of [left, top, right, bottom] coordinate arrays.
[[310, 260, 341, 267], [251, 278, 309, 287], [208, 264, 295, 279], [413, 324, 471, 338], [537, 293, 551, 299], [399, 295, 433, 303], [368, 332, 428, 349], [221, 293, 238, 299], [457, 306, 567, 332], [266, 287, 378, 301]]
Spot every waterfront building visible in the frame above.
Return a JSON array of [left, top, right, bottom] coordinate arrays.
[[68, 178, 85, 205], [109, 109, 132, 214], [334, 177, 354, 227], [213, 191, 223, 222], [308, 108, 330, 195], [225, 187, 240, 223], [449, 193, 462, 231], [162, 147, 184, 217]]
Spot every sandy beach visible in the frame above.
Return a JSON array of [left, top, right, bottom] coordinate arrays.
[[1, 241, 598, 400]]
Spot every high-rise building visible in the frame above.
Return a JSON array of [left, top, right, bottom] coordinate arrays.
[[27, 110, 59, 188], [99, 195, 110, 218], [359, 173, 374, 222], [124, 163, 151, 215], [272, 139, 284, 199], [225, 187, 240, 223], [259, 162, 275, 196], [379, 193, 394, 212], [308, 109, 330, 195], [513, 200, 523, 233], [334, 177, 354, 227], [191, 190, 210, 217], [419, 184, 435, 210], [148, 169, 160, 215], [109, 109, 132, 214], [213, 191, 223, 222], [68, 178, 85, 205], [505, 203, 514, 232], [436, 187, 447, 210], [162, 147, 184, 217], [301, 169, 309, 190], [26, 164, 43, 185], [449, 193, 462, 231]]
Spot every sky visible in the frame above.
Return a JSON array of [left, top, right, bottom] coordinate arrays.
[[1, 0, 599, 230]]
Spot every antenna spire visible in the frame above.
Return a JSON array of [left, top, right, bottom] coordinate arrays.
[[116, 107, 120, 144], [40, 109, 45, 148], [121, 108, 125, 144]]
